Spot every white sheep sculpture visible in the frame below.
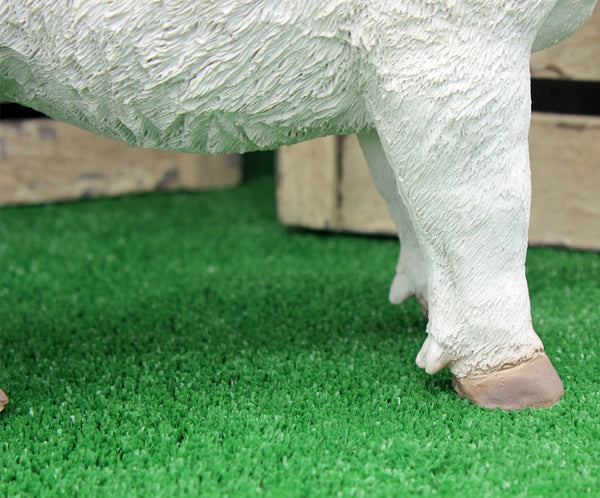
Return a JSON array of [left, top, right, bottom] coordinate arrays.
[[1, 0, 597, 411]]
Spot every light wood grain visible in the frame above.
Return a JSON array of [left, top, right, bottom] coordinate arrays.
[[0, 119, 241, 206], [529, 113, 600, 249], [276, 135, 339, 230], [276, 113, 600, 250]]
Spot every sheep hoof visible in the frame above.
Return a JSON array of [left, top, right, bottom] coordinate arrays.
[[452, 352, 564, 411], [416, 334, 452, 375], [0, 389, 8, 413]]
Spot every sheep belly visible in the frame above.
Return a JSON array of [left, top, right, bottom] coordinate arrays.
[[0, 1, 367, 154]]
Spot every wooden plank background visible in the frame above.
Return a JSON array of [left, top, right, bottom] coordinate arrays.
[[0, 119, 241, 206]]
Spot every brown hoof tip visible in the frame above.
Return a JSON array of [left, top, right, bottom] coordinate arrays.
[[0, 389, 8, 413], [452, 352, 564, 411]]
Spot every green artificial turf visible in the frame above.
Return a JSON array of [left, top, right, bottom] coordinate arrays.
[[1, 153, 599, 496]]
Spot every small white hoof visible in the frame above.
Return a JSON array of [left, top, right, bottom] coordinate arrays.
[[416, 334, 452, 374], [388, 270, 414, 305]]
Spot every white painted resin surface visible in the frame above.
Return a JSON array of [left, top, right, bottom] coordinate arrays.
[[2, 1, 595, 154]]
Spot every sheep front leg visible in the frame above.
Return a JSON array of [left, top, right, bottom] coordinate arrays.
[[365, 43, 563, 410]]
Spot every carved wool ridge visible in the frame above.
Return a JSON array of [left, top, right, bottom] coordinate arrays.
[[2, 0, 596, 155], [1, 1, 367, 154]]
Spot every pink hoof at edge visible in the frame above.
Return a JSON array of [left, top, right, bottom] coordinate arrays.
[[452, 352, 564, 411], [0, 389, 8, 413]]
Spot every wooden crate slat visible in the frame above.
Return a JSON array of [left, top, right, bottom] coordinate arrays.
[[529, 113, 600, 249], [277, 113, 600, 250], [0, 119, 241, 206], [276, 135, 339, 230]]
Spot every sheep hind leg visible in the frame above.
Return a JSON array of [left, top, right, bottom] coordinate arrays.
[[0, 389, 8, 412], [357, 131, 429, 314]]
